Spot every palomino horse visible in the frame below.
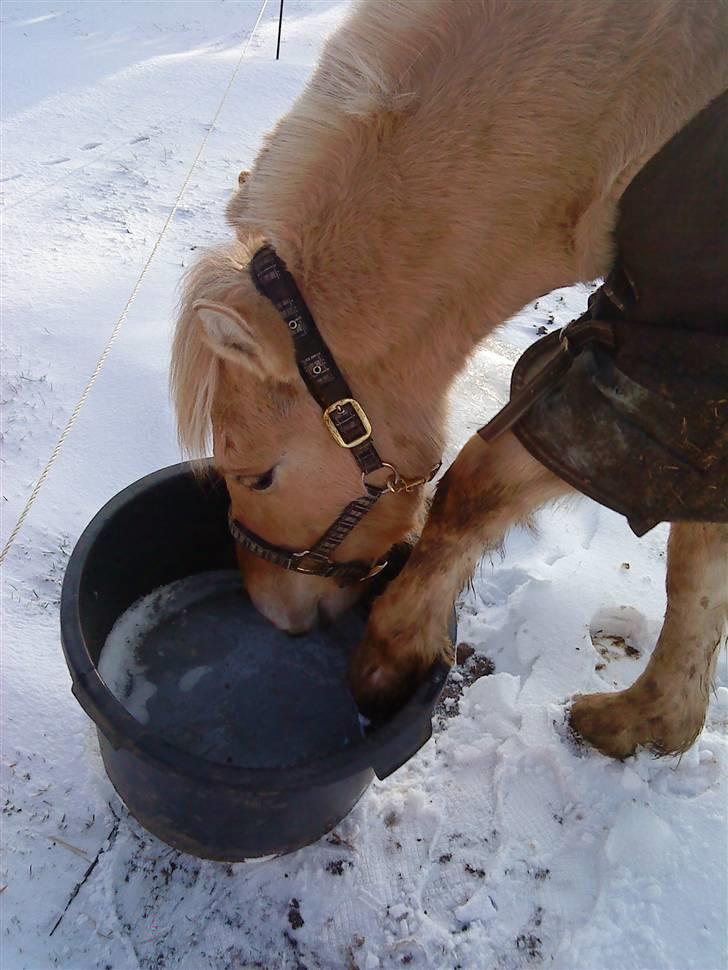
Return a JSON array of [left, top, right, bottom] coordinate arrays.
[[172, 0, 728, 759]]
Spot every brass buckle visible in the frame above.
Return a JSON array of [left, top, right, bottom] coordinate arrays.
[[291, 549, 330, 575], [323, 398, 372, 449]]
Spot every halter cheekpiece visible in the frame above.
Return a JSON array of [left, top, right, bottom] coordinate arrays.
[[226, 245, 439, 585]]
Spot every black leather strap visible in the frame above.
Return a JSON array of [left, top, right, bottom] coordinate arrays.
[[309, 487, 384, 560], [477, 318, 616, 444], [227, 507, 385, 583], [250, 246, 384, 475], [220, 246, 395, 585], [228, 246, 439, 584]]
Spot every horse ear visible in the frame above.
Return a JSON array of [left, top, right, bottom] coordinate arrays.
[[194, 301, 277, 379]]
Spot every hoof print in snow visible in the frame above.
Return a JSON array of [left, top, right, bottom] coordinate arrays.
[[515, 909, 544, 961], [327, 831, 355, 851], [287, 898, 304, 930], [589, 606, 645, 681], [516, 932, 543, 961], [326, 858, 353, 876], [345, 934, 366, 968], [435, 647, 495, 724], [592, 632, 641, 660], [383, 810, 399, 829]]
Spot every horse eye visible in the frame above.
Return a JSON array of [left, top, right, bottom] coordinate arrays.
[[249, 468, 275, 491]]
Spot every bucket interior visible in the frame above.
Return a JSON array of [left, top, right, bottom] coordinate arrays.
[[97, 567, 369, 769]]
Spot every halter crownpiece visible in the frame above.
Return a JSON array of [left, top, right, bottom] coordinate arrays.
[[225, 245, 440, 585]]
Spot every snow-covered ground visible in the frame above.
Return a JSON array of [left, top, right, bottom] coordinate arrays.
[[1, 3, 726, 968]]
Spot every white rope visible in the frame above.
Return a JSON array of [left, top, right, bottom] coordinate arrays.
[[0, 0, 270, 566]]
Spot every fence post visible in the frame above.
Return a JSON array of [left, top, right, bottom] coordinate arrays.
[[276, 0, 284, 60]]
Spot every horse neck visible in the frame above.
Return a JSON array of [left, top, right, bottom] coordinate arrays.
[[233, 0, 728, 469], [240, 134, 573, 471], [242, 155, 579, 472]]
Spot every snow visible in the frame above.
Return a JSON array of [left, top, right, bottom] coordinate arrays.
[[96, 574, 204, 725], [1, 2, 726, 969]]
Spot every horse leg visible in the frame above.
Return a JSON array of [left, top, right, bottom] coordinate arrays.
[[571, 522, 728, 758], [349, 430, 572, 718]]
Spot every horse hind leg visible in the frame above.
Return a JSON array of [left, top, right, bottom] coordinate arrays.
[[571, 522, 728, 758]]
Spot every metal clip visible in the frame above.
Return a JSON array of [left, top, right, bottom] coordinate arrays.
[[386, 460, 442, 494], [360, 559, 389, 582]]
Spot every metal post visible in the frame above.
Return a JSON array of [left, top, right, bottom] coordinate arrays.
[[276, 0, 284, 61]]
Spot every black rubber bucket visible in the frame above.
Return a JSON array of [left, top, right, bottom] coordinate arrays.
[[60, 462, 453, 861]]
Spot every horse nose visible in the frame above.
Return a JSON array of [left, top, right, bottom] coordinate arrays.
[[285, 626, 313, 638], [248, 589, 320, 635]]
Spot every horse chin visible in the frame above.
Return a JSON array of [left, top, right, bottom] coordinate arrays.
[[243, 569, 363, 635], [249, 591, 319, 635]]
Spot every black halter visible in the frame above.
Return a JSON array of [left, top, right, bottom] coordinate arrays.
[[226, 245, 439, 585]]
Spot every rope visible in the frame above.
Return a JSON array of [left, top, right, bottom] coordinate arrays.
[[0, 0, 270, 566]]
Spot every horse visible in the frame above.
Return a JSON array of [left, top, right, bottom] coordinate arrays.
[[171, 0, 728, 759]]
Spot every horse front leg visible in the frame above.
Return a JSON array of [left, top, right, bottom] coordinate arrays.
[[349, 430, 572, 718], [571, 522, 728, 758]]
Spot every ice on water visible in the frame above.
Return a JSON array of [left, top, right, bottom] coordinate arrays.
[[98, 571, 366, 768]]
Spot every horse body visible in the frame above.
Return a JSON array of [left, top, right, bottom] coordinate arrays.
[[173, 0, 728, 755]]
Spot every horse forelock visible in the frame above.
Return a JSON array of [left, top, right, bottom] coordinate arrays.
[[171, 243, 254, 458]]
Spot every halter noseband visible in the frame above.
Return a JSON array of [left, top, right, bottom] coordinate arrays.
[[225, 245, 439, 586]]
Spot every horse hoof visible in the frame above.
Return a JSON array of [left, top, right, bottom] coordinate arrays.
[[348, 639, 423, 722]]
